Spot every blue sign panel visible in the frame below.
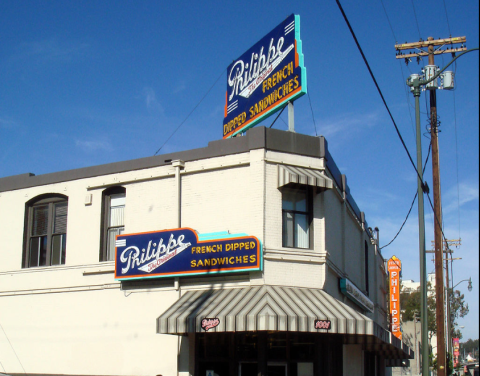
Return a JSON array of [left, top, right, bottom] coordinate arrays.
[[114, 228, 262, 280], [223, 14, 307, 139]]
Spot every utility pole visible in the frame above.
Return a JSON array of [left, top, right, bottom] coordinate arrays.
[[431, 239, 462, 356], [395, 36, 467, 376]]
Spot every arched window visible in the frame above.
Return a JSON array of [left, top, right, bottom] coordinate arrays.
[[100, 186, 126, 261], [23, 194, 68, 268]]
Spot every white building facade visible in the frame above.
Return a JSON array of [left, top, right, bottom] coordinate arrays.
[[0, 127, 412, 376]]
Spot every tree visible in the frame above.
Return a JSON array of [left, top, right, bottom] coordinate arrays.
[[460, 338, 479, 360], [400, 284, 469, 341], [447, 288, 469, 341], [400, 284, 436, 337]]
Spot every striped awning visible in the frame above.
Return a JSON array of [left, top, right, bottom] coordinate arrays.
[[157, 286, 372, 335], [278, 165, 333, 189]]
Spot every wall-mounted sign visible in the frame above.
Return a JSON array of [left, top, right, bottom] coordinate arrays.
[[314, 319, 331, 330], [340, 278, 374, 313], [202, 318, 220, 331], [114, 228, 262, 280], [223, 14, 307, 139], [387, 256, 402, 340]]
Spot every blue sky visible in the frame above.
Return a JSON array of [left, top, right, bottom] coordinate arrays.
[[1, 1, 478, 340]]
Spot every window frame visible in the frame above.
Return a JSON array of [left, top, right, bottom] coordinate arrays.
[[100, 186, 126, 262], [22, 194, 68, 268], [281, 185, 313, 250]]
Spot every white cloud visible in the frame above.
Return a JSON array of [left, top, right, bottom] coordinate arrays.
[[442, 180, 479, 215], [317, 111, 381, 138], [173, 80, 187, 94], [142, 87, 164, 113], [0, 117, 17, 129], [75, 139, 113, 153], [13, 39, 90, 63]]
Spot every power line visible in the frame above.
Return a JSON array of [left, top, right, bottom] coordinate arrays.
[[452, 62, 462, 238], [410, 0, 422, 39], [153, 68, 226, 156], [377, 0, 416, 140], [268, 104, 287, 128], [442, 0, 453, 36], [335, 0, 428, 193], [0, 321, 26, 374], [379, 0, 397, 42], [336, 0, 461, 255], [381, 142, 432, 250]]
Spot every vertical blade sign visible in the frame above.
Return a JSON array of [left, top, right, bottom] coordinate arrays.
[[388, 256, 402, 340]]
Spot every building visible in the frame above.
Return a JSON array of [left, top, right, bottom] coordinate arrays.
[[0, 127, 412, 376], [400, 273, 438, 361], [401, 273, 436, 295]]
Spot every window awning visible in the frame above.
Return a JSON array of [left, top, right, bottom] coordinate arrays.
[[158, 286, 370, 335], [278, 165, 333, 189], [157, 286, 413, 359]]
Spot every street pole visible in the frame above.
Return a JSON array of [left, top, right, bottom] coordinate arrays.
[[445, 248, 452, 357], [412, 82, 430, 376], [414, 312, 420, 372], [427, 36, 447, 376]]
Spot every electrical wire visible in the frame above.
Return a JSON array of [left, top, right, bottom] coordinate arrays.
[[307, 92, 318, 136], [410, 0, 422, 39], [378, 0, 417, 141], [380, 142, 432, 250], [379, 0, 397, 42], [0, 321, 27, 374], [153, 68, 226, 156], [442, 0, 452, 37], [269, 104, 287, 128], [452, 62, 462, 238], [335, 0, 428, 193], [336, 0, 464, 254]]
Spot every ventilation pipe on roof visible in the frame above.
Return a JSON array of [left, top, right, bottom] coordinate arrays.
[[172, 160, 185, 228], [172, 160, 185, 296]]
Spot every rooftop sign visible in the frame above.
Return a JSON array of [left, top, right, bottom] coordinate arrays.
[[223, 14, 307, 139], [114, 228, 262, 280]]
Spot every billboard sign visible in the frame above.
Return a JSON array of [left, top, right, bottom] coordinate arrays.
[[114, 228, 262, 280], [223, 14, 307, 139], [388, 256, 402, 340]]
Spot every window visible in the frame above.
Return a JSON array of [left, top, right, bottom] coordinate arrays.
[[23, 194, 68, 268], [101, 187, 125, 261], [282, 186, 312, 249]]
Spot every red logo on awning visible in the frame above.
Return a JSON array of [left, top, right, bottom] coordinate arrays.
[[201, 318, 220, 331], [314, 319, 331, 330]]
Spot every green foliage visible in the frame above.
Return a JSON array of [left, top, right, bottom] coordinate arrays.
[[460, 338, 479, 359], [447, 288, 470, 340], [400, 285, 436, 336], [431, 352, 454, 375], [400, 284, 470, 340]]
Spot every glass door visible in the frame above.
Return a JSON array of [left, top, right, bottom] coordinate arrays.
[[267, 363, 287, 376]]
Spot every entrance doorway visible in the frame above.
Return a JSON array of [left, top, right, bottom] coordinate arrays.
[[267, 363, 287, 376]]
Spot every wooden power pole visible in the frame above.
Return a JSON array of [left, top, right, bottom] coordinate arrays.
[[395, 36, 467, 376]]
